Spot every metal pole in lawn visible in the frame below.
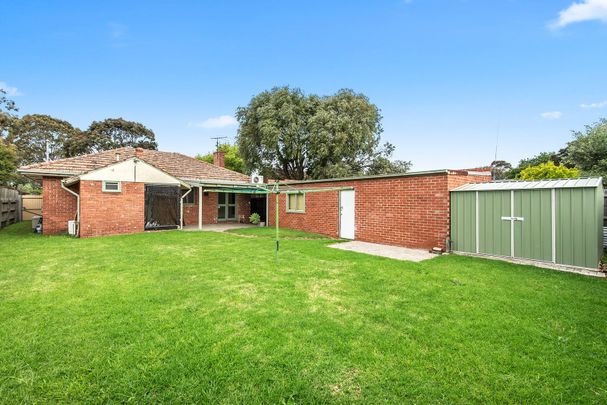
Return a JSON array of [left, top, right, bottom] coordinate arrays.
[[275, 190, 279, 262]]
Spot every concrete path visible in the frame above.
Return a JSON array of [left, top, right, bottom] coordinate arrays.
[[182, 224, 257, 232], [328, 241, 434, 262]]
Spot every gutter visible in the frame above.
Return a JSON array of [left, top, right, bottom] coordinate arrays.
[[60, 180, 80, 237]]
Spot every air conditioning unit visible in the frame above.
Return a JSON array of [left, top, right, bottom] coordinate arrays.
[[250, 173, 264, 184], [67, 220, 78, 236]]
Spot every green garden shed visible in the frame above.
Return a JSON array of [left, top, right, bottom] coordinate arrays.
[[450, 178, 604, 269]]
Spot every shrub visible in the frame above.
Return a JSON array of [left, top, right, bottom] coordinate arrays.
[[249, 212, 261, 225], [519, 161, 580, 180]]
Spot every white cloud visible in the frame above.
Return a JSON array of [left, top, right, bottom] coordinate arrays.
[[550, 0, 607, 29], [540, 111, 563, 120], [0, 81, 22, 96], [580, 100, 607, 108], [191, 115, 238, 129]]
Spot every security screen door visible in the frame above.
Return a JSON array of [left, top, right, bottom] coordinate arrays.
[[218, 193, 236, 221]]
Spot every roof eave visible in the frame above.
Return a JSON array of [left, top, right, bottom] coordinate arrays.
[[17, 168, 79, 178]]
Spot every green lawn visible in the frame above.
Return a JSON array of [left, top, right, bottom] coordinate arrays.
[[1, 222, 606, 403]]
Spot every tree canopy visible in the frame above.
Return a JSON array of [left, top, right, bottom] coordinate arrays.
[[564, 118, 607, 180], [236, 87, 409, 180], [68, 118, 158, 156], [7, 114, 81, 165], [196, 143, 245, 174], [0, 88, 19, 140], [0, 138, 17, 185]]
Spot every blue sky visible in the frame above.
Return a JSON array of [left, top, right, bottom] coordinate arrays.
[[2, 0, 607, 170]]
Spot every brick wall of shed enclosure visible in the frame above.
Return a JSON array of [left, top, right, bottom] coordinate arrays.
[[42, 177, 78, 235], [268, 172, 490, 250], [79, 180, 145, 238]]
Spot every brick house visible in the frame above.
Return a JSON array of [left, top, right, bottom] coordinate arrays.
[[18, 147, 266, 237], [19, 147, 490, 249]]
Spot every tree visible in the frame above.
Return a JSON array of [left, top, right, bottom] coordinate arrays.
[[79, 118, 158, 154], [564, 118, 607, 180], [7, 114, 81, 165], [0, 138, 17, 185], [490, 160, 512, 180], [236, 87, 408, 180], [0, 88, 19, 140], [519, 161, 580, 180], [237, 87, 311, 179], [505, 151, 561, 179], [196, 143, 246, 173]]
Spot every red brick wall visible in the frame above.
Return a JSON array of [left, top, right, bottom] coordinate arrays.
[[236, 194, 251, 223], [183, 189, 219, 226], [42, 177, 78, 235], [79, 180, 145, 238], [182, 189, 251, 226], [268, 172, 491, 250]]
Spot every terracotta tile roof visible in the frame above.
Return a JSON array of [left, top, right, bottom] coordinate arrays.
[[19, 147, 250, 183]]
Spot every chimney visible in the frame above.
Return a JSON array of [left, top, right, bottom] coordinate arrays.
[[135, 147, 144, 157], [213, 150, 225, 168]]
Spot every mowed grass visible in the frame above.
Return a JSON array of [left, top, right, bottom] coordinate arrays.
[[1, 222, 606, 403]]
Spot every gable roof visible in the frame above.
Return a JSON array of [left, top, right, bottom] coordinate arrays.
[[18, 147, 250, 183]]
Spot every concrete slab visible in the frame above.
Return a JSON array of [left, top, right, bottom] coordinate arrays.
[[328, 241, 434, 262], [182, 224, 258, 232]]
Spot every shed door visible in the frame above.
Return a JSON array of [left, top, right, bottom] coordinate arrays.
[[339, 190, 355, 240], [513, 189, 552, 262], [478, 191, 511, 256]]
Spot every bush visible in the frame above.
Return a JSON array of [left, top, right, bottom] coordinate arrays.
[[519, 161, 580, 180], [249, 212, 261, 225]]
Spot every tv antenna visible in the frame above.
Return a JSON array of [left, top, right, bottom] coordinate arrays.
[[211, 136, 228, 150], [493, 125, 500, 163]]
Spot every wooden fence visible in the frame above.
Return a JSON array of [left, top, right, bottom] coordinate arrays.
[[0, 188, 20, 229], [22, 194, 43, 221]]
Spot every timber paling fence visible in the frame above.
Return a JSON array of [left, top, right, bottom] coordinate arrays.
[[0, 188, 21, 230]]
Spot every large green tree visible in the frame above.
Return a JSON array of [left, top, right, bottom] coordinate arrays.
[[564, 118, 607, 180], [236, 87, 408, 180], [196, 143, 245, 173], [7, 114, 81, 165], [0, 138, 17, 185], [68, 118, 158, 156]]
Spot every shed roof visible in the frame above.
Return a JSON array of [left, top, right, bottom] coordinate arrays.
[[451, 177, 603, 192]]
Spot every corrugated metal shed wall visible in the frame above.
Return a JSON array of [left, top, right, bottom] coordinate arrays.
[[479, 191, 511, 256], [450, 180, 603, 269], [450, 192, 476, 253]]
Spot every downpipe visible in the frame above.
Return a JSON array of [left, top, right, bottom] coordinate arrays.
[[60, 180, 80, 237]]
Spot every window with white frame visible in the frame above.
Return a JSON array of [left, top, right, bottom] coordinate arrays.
[[286, 193, 305, 213], [102, 181, 121, 192]]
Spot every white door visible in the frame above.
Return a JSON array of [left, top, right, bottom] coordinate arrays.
[[339, 190, 355, 239]]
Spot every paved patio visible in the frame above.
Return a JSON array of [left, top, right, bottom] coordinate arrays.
[[182, 224, 258, 232], [328, 241, 435, 262]]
